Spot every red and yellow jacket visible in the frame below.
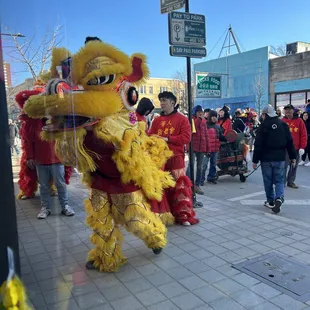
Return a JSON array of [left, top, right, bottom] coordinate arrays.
[[282, 117, 307, 150]]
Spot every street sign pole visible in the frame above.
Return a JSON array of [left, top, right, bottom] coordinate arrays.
[[185, 0, 203, 208], [0, 32, 20, 283]]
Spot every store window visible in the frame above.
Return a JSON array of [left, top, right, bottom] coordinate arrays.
[[291, 92, 305, 107], [149, 86, 153, 94], [160, 87, 168, 93], [276, 93, 290, 107]]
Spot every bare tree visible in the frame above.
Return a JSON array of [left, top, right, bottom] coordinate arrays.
[[172, 67, 196, 112], [270, 44, 286, 56], [171, 70, 187, 111], [253, 70, 266, 115], [3, 24, 62, 81]]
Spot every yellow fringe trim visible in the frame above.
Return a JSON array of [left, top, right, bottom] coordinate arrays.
[[156, 212, 175, 226], [144, 135, 173, 169], [123, 203, 167, 249], [16, 190, 36, 200], [16, 191, 24, 199], [112, 128, 175, 201], [84, 198, 127, 272], [41, 128, 99, 173], [0, 276, 32, 309]]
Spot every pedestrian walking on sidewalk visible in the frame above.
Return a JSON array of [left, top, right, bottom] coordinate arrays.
[[298, 112, 310, 166], [25, 118, 75, 219], [8, 119, 20, 156], [282, 104, 308, 188], [252, 105, 296, 214]]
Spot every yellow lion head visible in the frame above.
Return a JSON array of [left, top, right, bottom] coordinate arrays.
[[24, 39, 149, 131]]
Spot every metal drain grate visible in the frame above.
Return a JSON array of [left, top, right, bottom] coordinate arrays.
[[233, 252, 310, 302]]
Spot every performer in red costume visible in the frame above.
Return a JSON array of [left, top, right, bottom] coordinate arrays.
[[15, 83, 72, 200], [149, 91, 199, 226]]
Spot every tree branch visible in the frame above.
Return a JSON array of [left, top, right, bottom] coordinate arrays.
[[3, 23, 63, 82]]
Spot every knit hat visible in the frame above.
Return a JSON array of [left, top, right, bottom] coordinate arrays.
[[194, 105, 203, 113]]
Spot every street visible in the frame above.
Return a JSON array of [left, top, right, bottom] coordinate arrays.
[[198, 163, 310, 224]]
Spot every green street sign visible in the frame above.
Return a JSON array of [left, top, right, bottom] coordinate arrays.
[[196, 74, 221, 98]]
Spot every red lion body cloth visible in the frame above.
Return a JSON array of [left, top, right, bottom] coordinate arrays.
[[15, 90, 72, 199]]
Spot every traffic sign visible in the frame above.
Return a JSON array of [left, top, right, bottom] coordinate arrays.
[[170, 46, 206, 58], [169, 12, 206, 46], [160, 0, 185, 14], [196, 73, 221, 98]]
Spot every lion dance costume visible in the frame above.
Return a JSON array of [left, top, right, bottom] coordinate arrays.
[[24, 38, 176, 272], [16, 82, 72, 200]]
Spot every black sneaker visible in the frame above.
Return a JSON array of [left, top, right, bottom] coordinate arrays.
[[264, 201, 274, 209], [207, 180, 217, 184], [272, 198, 283, 214], [152, 248, 162, 255]]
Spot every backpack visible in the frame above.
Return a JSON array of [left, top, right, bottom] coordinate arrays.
[[261, 118, 287, 149]]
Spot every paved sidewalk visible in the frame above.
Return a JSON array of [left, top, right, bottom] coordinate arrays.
[[13, 166, 310, 309]]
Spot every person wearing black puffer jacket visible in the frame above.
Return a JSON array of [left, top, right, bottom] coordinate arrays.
[[253, 105, 296, 214]]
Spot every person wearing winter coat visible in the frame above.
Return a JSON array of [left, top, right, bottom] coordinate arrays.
[[282, 104, 308, 188], [217, 105, 232, 135], [253, 105, 296, 214], [200, 110, 227, 185], [306, 99, 310, 113], [25, 117, 75, 219], [232, 110, 246, 133], [8, 119, 20, 156], [299, 112, 310, 166], [186, 105, 210, 195], [248, 112, 260, 152]]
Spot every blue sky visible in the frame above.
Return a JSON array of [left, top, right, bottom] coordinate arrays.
[[2, 0, 310, 85]]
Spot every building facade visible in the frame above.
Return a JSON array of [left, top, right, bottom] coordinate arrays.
[[270, 48, 310, 109], [4, 62, 12, 89], [137, 77, 186, 110], [194, 47, 271, 113]]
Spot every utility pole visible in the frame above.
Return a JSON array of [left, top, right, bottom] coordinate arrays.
[[0, 31, 21, 283], [185, 0, 203, 208]]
